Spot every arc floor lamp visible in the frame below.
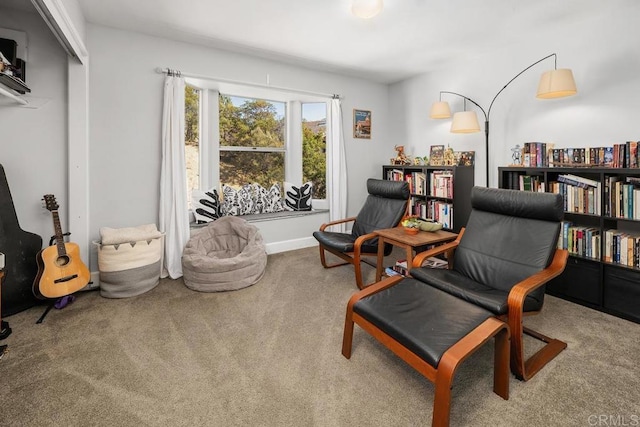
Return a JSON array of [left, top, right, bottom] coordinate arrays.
[[430, 53, 577, 187]]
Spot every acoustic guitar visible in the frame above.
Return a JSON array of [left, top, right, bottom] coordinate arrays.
[[33, 194, 90, 299]]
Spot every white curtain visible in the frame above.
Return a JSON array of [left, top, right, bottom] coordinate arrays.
[[159, 75, 190, 278], [329, 98, 348, 232]]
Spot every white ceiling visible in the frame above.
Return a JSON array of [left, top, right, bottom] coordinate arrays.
[[8, 0, 625, 83]]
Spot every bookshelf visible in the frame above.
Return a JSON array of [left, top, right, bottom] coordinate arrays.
[[382, 165, 474, 233], [499, 166, 640, 324]]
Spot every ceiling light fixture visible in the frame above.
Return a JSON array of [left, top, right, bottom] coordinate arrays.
[[351, 0, 384, 19]]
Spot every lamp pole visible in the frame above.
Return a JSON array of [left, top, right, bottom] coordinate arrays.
[[440, 53, 562, 187]]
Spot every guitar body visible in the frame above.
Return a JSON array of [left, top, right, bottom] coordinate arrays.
[[32, 194, 90, 300], [33, 243, 90, 300]]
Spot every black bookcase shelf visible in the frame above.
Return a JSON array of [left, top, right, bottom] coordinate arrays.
[[499, 166, 640, 324], [382, 165, 474, 233]]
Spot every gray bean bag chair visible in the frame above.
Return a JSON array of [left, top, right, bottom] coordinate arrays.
[[182, 216, 267, 292]]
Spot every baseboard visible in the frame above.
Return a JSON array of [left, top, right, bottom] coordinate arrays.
[[265, 237, 317, 254], [86, 239, 315, 283]]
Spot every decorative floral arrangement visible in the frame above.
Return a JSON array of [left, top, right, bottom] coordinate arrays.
[[402, 216, 421, 229]]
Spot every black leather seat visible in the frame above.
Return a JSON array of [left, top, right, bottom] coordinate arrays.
[[353, 277, 494, 367], [313, 178, 410, 289]]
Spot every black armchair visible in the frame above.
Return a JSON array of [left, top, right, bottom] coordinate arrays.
[[410, 187, 568, 380], [341, 187, 568, 425], [313, 178, 410, 289]]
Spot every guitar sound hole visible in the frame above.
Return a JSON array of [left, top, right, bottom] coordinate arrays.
[[55, 256, 70, 267]]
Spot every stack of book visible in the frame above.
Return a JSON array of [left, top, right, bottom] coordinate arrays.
[[558, 221, 600, 260], [522, 142, 549, 167], [429, 171, 454, 198], [549, 174, 601, 215], [604, 229, 640, 267], [404, 171, 426, 195], [426, 200, 453, 229], [604, 176, 640, 219]]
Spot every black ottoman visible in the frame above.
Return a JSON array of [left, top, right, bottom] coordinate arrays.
[[343, 276, 510, 427]]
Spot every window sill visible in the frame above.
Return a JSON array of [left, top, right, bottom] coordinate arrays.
[[190, 209, 329, 229]]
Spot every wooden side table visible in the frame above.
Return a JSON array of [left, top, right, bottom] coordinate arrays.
[[374, 227, 458, 281]]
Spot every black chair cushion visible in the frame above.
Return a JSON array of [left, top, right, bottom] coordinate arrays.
[[312, 231, 378, 254], [354, 278, 493, 368], [410, 267, 543, 314], [471, 186, 564, 222]]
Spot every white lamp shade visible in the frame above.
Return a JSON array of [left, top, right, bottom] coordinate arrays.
[[537, 69, 577, 99], [430, 101, 451, 119], [351, 0, 384, 19], [450, 111, 481, 133]]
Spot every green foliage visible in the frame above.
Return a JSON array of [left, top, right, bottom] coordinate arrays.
[[302, 125, 326, 198], [218, 94, 326, 198], [185, 86, 199, 145]]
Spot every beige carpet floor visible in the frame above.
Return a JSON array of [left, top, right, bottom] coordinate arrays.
[[1, 247, 639, 426]]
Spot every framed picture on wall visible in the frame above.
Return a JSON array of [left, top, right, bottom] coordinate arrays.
[[353, 109, 371, 139]]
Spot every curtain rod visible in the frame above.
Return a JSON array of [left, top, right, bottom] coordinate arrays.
[[156, 68, 342, 100]]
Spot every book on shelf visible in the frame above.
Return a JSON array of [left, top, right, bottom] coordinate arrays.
[[430, 170, 454, 198], [385, 267, 402, 277], [408, 171, 426, 195], [420, 256, 448, 269], [393, 259, 408, 276], [557, 174, 599, 188], [387, 168, 404, 181]]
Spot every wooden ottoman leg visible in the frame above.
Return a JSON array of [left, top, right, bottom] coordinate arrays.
[[433, 318, 510, 427]]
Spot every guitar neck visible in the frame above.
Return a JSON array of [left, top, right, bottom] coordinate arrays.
[[51, 210, 67, 256]]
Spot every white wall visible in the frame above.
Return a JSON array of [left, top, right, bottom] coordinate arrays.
[[0, 8, 68, 245], [87, 24, 392, 269], [389, 2, 640, 188]]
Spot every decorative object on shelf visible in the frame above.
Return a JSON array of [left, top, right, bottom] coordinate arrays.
[[455, 151, 475, 166], [443, 145, 456, 166], [429, 145, 444, 166], [510, 144, 522, 166], [353, 109, 371, 139], [429, 53, 577, 187], [391, 144, 410, 165], [351, 0, 383, 19], [413, 157, 423, 166]]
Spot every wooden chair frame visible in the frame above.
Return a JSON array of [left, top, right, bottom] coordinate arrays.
[[411, 229, 569, 381], [317, 200, 410, 290], [342, 275, 510, 427], [317, 217, 382, 290]]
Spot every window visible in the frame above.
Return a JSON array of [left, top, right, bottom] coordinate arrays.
[[302, 103, 327, 199], [219, 95, 286, 189], [185, 85, 200, 209], [185, 82, 329, 211]]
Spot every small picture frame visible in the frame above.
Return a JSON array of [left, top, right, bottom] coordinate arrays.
[[455, 151, 475, 166], [429, 145, 444, 166], [353, 109, 371, 139]]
